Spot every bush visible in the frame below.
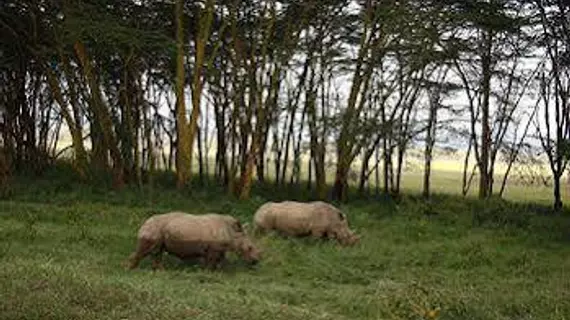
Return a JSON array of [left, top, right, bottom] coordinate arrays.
[[471, 197, 534, 229]]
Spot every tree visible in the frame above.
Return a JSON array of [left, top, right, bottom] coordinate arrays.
[[535, 0, 570, 211], [449, 0, 534, 199], [174, 0, 190, 189]]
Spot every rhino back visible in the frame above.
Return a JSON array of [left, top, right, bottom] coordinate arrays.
[[137, 211, 189, 240], [162, 215, 237, 257], [268, 202, 319, 234], [168, 215, 235, 241]]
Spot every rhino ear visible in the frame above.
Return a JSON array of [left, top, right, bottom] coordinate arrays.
[[242, 222, 251, 233]]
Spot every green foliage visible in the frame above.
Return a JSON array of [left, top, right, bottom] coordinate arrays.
[[1, 174, 570, 319], [558, 139, 570, 161], [471, 197, 534, 229]]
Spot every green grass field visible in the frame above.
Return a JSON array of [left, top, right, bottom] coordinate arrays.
[[1, 166, 570, 319]]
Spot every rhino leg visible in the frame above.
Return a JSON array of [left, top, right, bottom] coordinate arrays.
[[127, 236, 160, 270], [310, 227, 326, 239], [201, 249, 225, 270], [151, 244, 165, 271]]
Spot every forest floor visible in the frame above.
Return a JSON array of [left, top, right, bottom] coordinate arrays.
[[1, 167, 570, 320]]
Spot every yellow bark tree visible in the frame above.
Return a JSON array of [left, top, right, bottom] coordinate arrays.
[[175, 0, 218, 189], [175, 0, 190, 189], [237, 1, 276, 200], [187, 0, 216, 181]]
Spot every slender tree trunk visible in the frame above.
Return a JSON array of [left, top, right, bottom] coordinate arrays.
[[187, 0, 215, 185], [314, 147, 326, 199], [204, 103, 210, 182], [423, 144, 434, 199], [257, 147, 266, 183], [228, 92, 240, 195], [256, 66, 281, 184], [394, 145, 406, 195], [382, 137, 392, 194], [332, 163, 349, 202], [74, 41, 124, 188], [307, 148, 313, 191], [214, 99, 228, 185], [281, 90, 305, 185], [478, 31, 493, 199], [143, 96, 152, 186], [281, 112, 295, 185], [462, 135, 476, 196], [238, 128, 260, 199], [45, 68, 88, 180], [273, 123, 283, 186], [197, 125, 204, 184], [554, 172, 563, 211], [423, 100, 437, 199], [499, 100, 539, 197], [174, 0, 190, 189], [359, 148, 375, 194], [120, 57, 136, 183], [290, 103, 308, 186], [374, 145, 380, 195]]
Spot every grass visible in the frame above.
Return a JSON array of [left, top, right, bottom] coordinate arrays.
[[2, 166, 570, 319], [148, 152, 569, 205]]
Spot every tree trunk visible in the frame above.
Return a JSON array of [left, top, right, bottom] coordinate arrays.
[[238, 134, 259, 200], [332, 163, 349, 202], [307, 148, 313, 191], [382, 137, 392, 194], [187, 0, 215, 185], [359, 148, 375, 194], [374, 145, 380, 195], [462, 136, 473, 196], [478, 31, 493, 199], [281, 55, 312, 185], [499, 100, 539, 197], [74, 41, 124, 188], [120, 57, 137, 183], [314, 146, 326, 199], [45, 68, 88, 180], [256, 148, 266, 183], [554, 173, 563, 211], [273, 124, 283, 186], [281, 113, 295, 185], [214, 100, 229, 185], [290, 103, 307, 186], [204, 104, 210, 181], [174, 0, 190, 189], [423, 100, 437, 199], [197, 125, 204, 184], [394, 145, 405, 195]]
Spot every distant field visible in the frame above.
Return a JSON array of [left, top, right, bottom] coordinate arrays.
[[54, 127, 565, 204], [1, 174, 570, 320], [179, 152, 565, 205], [54, 145, 567, 206]]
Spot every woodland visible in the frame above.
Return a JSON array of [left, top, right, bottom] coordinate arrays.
[[2, 0, 570, 208]]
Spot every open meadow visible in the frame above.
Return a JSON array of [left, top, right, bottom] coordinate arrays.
[[1, 164, 570, 320], [5, 1, 570, 319]]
